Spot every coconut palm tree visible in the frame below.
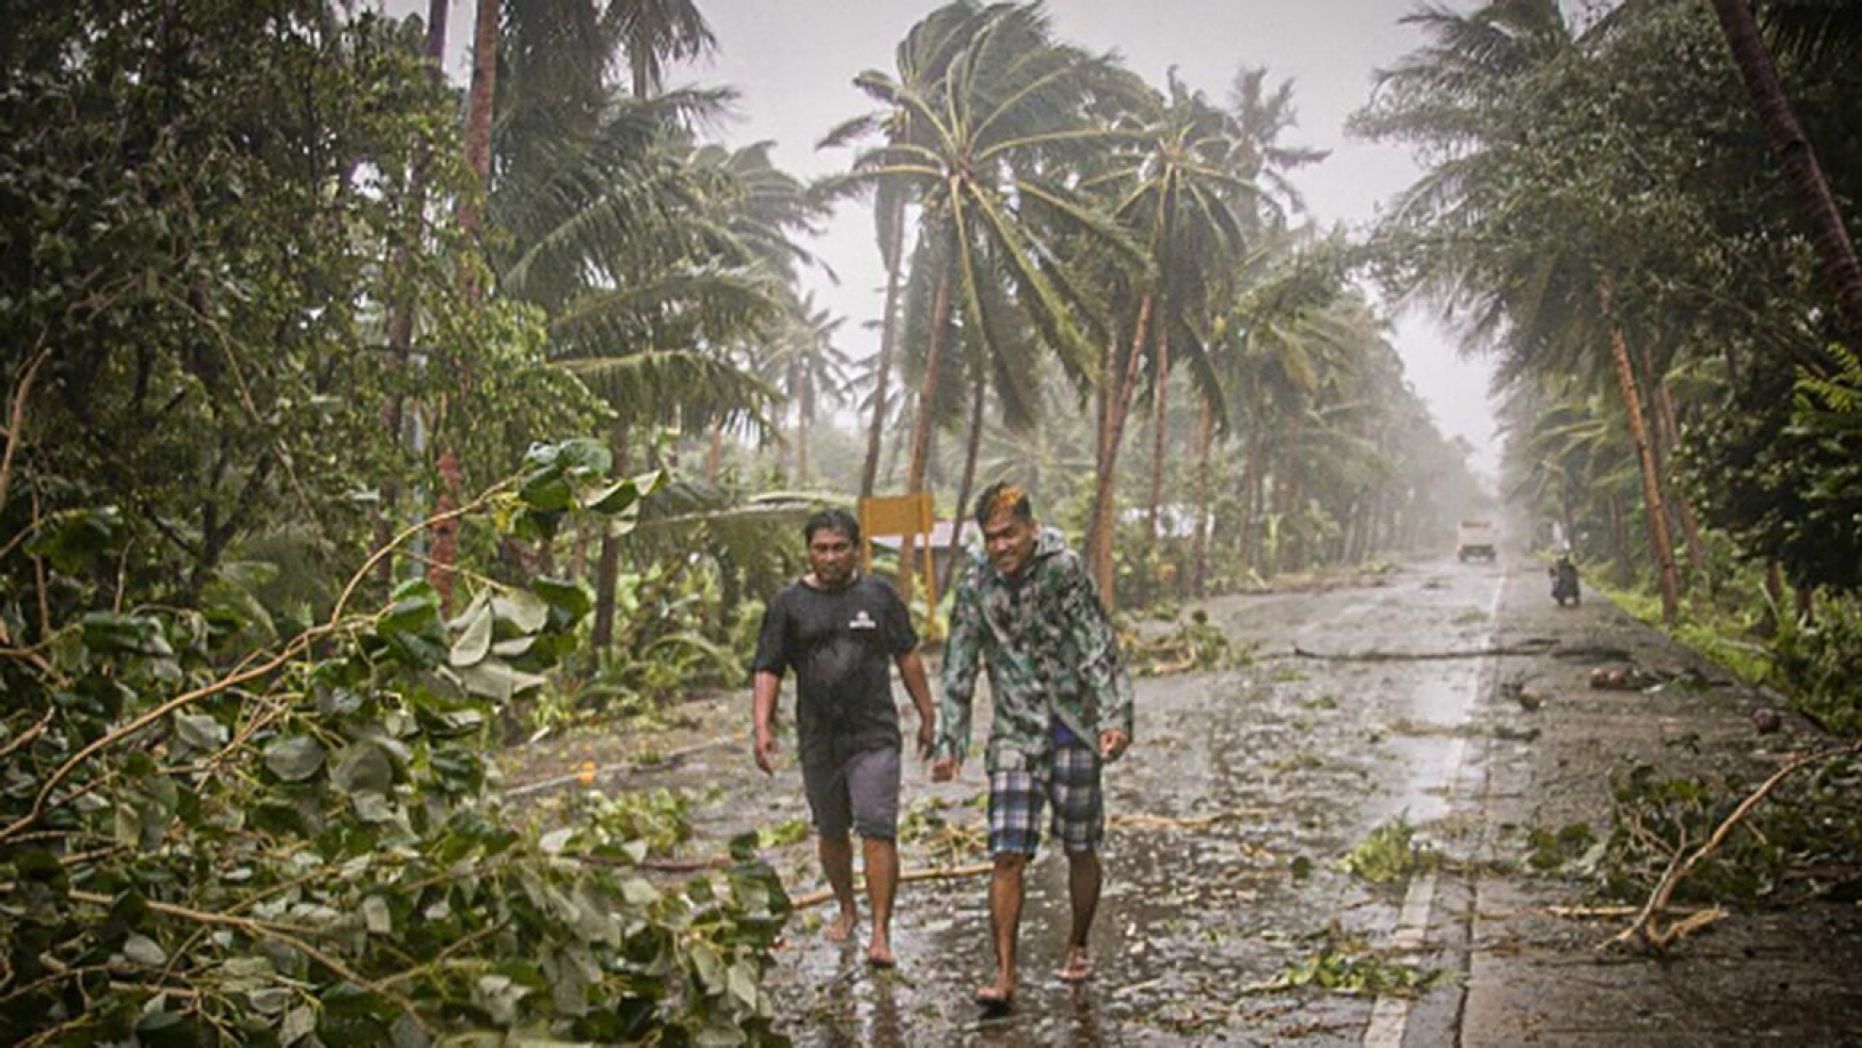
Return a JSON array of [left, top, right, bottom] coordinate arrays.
[[1354, 0, 1685, 620], [1081, 72, 1255, 605], [819, 1, 1004, 497], [610, 0, 717, 98], [758, 293, 851, 485], [1709, 0, 1862, 343], [826, 2, 1142, 599]]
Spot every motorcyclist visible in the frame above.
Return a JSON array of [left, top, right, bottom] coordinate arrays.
[[1549, 553, 1580, 606]]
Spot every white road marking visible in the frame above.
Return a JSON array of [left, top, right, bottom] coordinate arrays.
[[1363, 571, 1506, 1048]]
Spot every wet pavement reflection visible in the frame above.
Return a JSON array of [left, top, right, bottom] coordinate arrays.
[[752, 558, 1507, 1044]]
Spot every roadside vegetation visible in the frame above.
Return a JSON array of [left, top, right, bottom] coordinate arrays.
[[2, 0, 1857, 1040]]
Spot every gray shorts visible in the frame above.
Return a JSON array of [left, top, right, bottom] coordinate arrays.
[[801, 745, 901, 840]]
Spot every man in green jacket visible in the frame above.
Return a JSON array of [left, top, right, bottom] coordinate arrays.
[[932, 481, 1134, 1011]]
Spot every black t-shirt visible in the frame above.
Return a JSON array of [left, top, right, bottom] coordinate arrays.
[[752, 573, 917, 758]]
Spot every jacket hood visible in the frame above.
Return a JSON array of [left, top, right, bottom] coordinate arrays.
[[966, 524, 1070, 579], [1032, 526, 1068, 562]]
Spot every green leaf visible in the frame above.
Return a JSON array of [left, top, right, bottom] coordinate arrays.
[[689, 943, 724, 992], [519, 471, 574, 513], [532, 577, 592, 623], [455, 659, 547, 702], [473, 973, 529, 1027], [123, 933, 167, 966], [726, 960, 759, 1011], [361, 896, 392, 935], [491, 635, 536, 658], [263, 736, 325, 783], [26, 506, 124, 573], [332, 742, 394, 796], [449, 605, 494, 668], [381, 580, 440, 636], [555, 438, 613, 478], [80, 613, 174, 657], [621, 878, 660, 907], [175, 713, 228, 750], [281, 1006, 315, 1045], [492, 591, 550, 634], [248, 987, 292, 1016]]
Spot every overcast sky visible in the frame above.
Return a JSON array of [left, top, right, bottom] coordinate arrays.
[[395, 0, 1501, 478]]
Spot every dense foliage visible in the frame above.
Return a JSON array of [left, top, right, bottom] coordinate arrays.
[[6, 0, 1858, 1037], [0, 443, 789, 1045], [0, 3, 595, 609], [1357, 0, 1861, 724]]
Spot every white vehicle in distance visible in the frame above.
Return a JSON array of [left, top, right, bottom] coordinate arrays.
[[1456, 519, 1498, 563]]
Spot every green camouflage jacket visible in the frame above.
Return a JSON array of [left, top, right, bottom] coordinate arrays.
[[935, 528, 1135, 772]]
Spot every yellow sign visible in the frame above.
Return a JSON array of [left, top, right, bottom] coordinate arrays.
[[858, 493, 940, 638]]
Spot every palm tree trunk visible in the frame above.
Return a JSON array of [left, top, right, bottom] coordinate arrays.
[[1609, 495, 1633, 588], [1238, 412, 1262, 573], [1142, 321, 1172, 607], [1277, 413, 1303, 575], [592, 424, 630, 649], [1346, 491, 1369, 564], [1600, 281, 1680, 624], [572, 520, 592, 581], [902, 263, 953, 605], [428, 0, 498, 614], [1190, 398, 1214, 597], [375, 0, 450, 587], [705, 421, 724, 482], [1711, 0, 1862, 345], [1762, 559, 1786, 634], [459, 0, 498, 254], [1652, 377, 1707, 575], [1087, 292, 1153, 606], [794, 362, 811, 485], [861, 192, 908, 498], [940, 378, 987, 598]]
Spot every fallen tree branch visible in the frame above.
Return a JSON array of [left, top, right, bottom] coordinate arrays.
[[0, 478, 530, 846], [505, 733, 744, 799], [1287, 640, 1556, 662], [1544, 904, 1713, 920], [789, 862, 993, 909], [65, 888, 420, 1028], [1609, 740, 1862, 954], [0, 341, 49, 514]]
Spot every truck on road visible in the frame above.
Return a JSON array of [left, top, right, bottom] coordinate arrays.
[[1457, 519, 1498, 562]]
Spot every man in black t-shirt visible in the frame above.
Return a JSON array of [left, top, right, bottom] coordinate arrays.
[[752, 508, 936, 967]]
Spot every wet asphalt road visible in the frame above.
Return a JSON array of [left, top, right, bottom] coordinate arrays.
[[729, 555, 1510, 1046]]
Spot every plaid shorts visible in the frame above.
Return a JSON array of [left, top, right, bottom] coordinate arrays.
[[987, 742, 1104, 856]]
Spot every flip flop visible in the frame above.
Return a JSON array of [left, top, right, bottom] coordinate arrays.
[[974, 987, 1015, 1016]]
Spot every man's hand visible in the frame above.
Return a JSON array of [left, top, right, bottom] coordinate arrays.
[[1098, 729, 1130, 762], [931, 755, 960, 782], [753, 731, 779, 775], [916, 719, 936, 761]]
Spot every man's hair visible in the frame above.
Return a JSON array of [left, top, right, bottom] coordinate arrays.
[[973, 481, 1033, 528], [803, 507, 860, 546]]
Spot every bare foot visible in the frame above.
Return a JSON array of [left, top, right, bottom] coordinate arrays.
[[974, 975, 1016, 1015], [825, 909, 858, 943], [866, 938, 895, 968], [1057, 946, 1093, 984]]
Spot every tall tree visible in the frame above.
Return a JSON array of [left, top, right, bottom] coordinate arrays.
[[828, 2, 1140, 599], [611, 0, 717, 98], [1087, 73, 1253, 605], [820, 1, 998, 499], [1354, 0, 1690, 619], [1710, 0, 1862, 345]]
